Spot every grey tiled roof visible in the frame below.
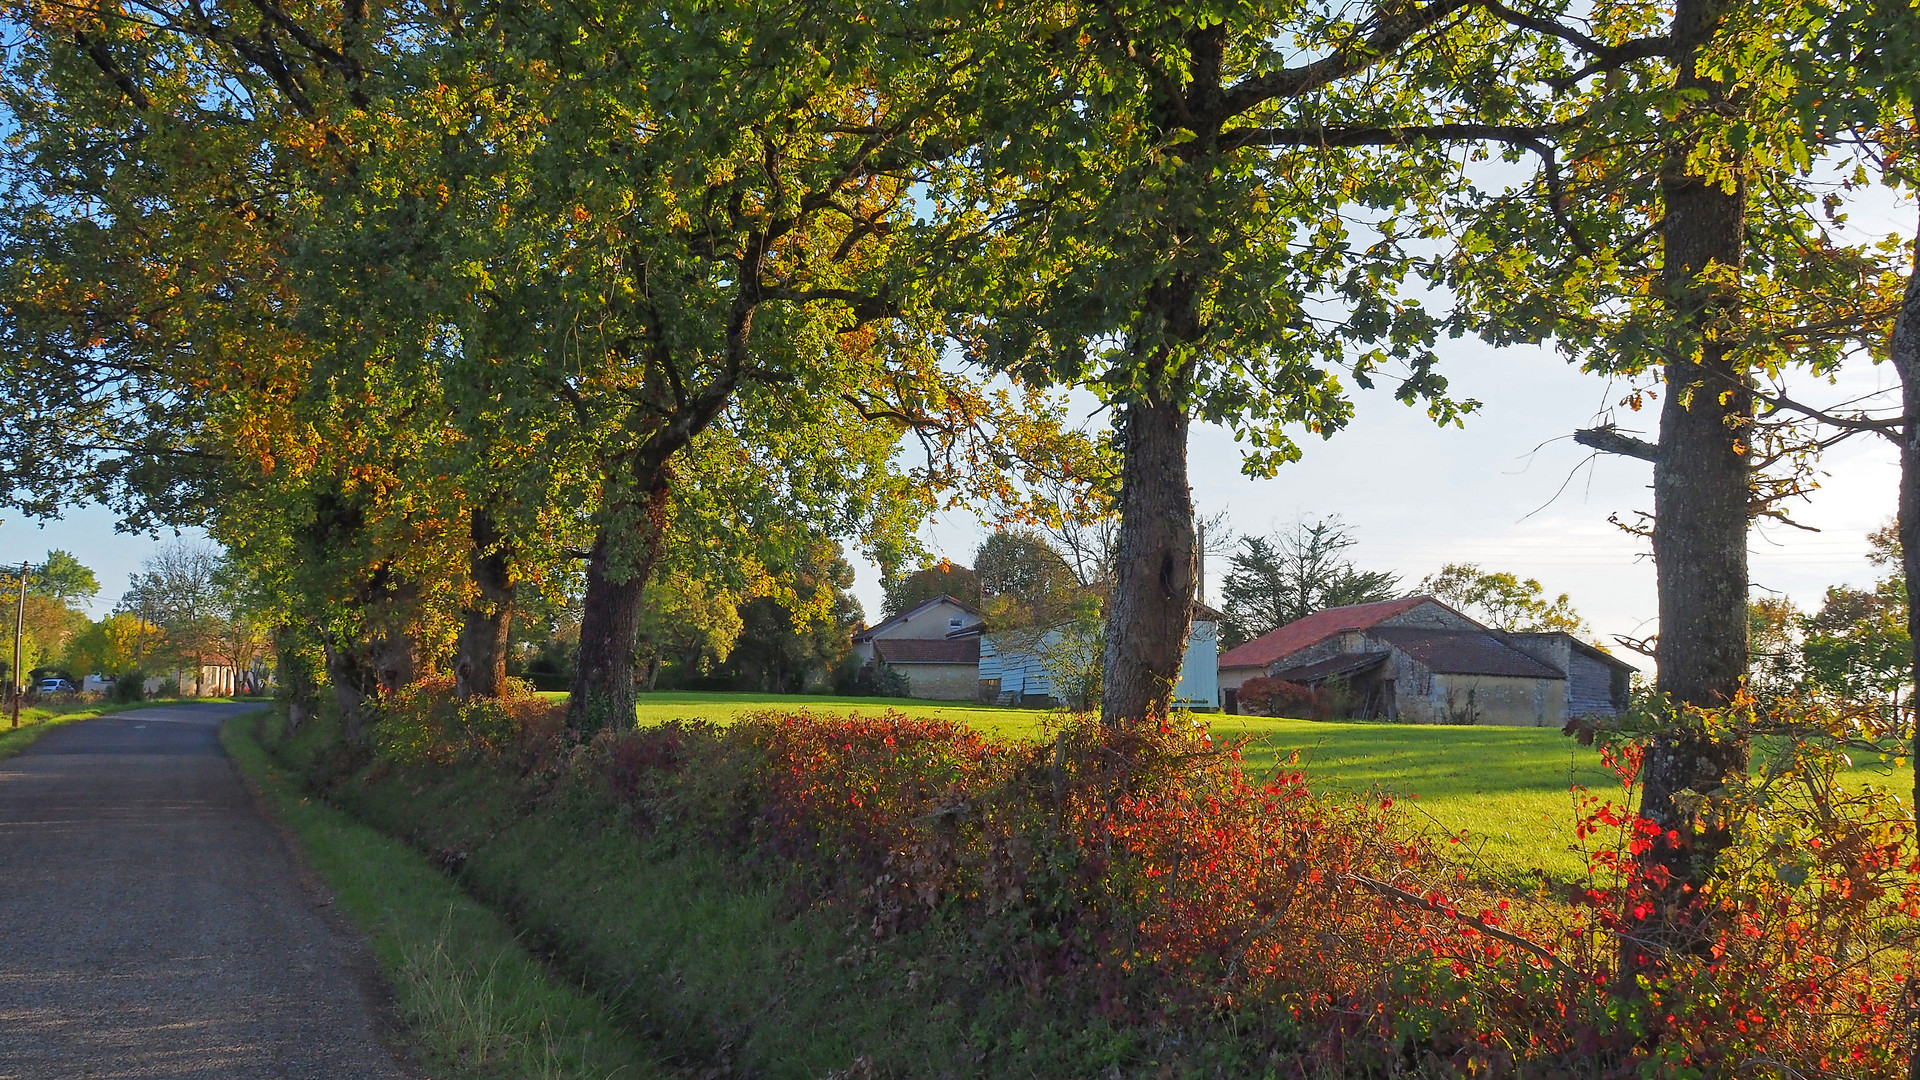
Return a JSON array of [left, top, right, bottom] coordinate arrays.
[[1369, 628, 1565, 679]]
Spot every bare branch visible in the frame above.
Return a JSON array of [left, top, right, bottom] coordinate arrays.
[[1574, 425, 1659, 461], [1351, 874, 1587, 987], [1220, 0, 1474, 116]]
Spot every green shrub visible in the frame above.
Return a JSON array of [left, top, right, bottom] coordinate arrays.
[[110, 671, 147, 703]]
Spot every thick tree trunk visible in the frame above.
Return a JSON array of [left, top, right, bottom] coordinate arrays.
[[324, 639, 376, 746], [1631, 0, 1752, 976], [276, 627, 318, 736], [1100, 396, 1196, 726], [454, 507, 515, 701], [1891, 213, 1920, 830], [370, 631, 420, 693], [566, 459, 671, 734]]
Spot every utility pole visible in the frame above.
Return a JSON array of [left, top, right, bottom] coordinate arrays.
[[1197, 523, 1206, 606], [11, 561, 26, 729]]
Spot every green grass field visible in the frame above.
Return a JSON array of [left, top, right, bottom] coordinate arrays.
[[611, 691, 1913, 884]]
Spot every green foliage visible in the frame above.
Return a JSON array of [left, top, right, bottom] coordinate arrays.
[[1219, 518, 1400, 647], [1800, 581, 1910, 710], [973, 530, 1102, 654], [109, 670, 148, 704], [0, 550, 99, 679], [725, 585, 863, 695], [634, 566, 752, 689], [882, 562, 982, 619], [936, 0, 1484, 465], [974, 531, 1077, 611], [30, 550, 97, 606], [64, 613, 158, 679], [1418, 564, 1587, 634], [1036, 614, 1105, 713]]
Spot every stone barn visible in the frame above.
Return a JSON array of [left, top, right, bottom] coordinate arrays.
[[1217, 596, 1634, 727]]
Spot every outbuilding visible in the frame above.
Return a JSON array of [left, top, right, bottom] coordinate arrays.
[[849, 595, 985, 700], [1217, 596, 1634, 726]]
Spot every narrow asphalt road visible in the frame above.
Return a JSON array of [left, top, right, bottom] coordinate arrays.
[[0, 703, 408, 1079]]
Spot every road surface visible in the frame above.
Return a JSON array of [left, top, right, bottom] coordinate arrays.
[[0, 703, 408, 1079]]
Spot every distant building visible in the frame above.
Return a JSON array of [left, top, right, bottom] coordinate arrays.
[[978, 603, 1224, 711], [849, 595, 985, 700], [1216, 596, 1633, 726]]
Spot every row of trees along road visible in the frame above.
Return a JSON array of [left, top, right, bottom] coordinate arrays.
[[0, 0, 1915, 1005], [0, 544, 266, 695]]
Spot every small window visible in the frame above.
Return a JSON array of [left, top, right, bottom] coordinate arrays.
[[949, 617, 964, 629]]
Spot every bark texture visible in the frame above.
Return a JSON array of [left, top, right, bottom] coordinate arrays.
[[566, 461, 672, 734], [1891, 212, 1920, 825], [323, 640, 374, 746], [1100, 396, 1196, 725], [275, 628, 319, 737], [454, 507, 515, 701], [1633, 0, 1752, 973]]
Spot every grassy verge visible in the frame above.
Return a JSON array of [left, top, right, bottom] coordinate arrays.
[[266, 714, 1176, 1079], [221, 713, 661, 1080], [0, 696, 243, 760]]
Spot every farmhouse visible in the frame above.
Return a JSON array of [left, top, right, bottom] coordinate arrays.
[[977, 602, 1224, 710], [849, 595, 985, 700], [1217, 596, 1633, 726]]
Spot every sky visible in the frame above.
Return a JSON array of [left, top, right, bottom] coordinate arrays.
[[0, 508, 209, 618]]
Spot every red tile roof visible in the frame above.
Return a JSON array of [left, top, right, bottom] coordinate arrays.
[[1217, 596, 1432, 670]]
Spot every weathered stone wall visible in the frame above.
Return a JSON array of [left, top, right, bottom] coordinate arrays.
[[1565, 650, 1623, 716], [900, 663, 982, 701], [1500, 633, 1571, 675], [1425, 673, 1566, 727]]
